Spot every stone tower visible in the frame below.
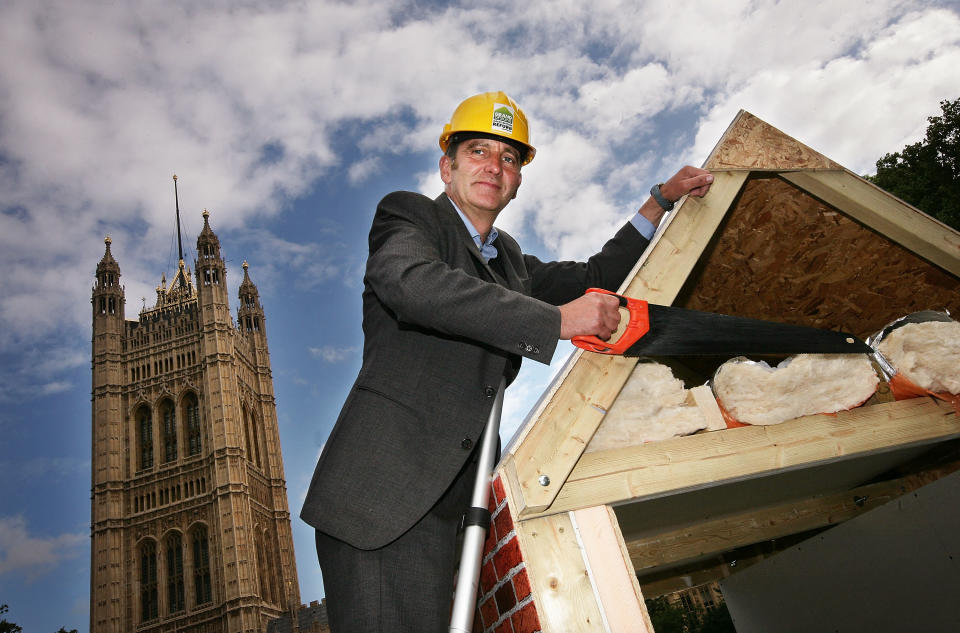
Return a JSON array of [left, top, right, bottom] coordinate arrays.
[[90, 207, 300, 633]]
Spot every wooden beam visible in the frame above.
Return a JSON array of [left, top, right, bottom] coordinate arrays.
[[639, 555, 744, 599], [510, 171, 750, 517], [573, 506, 653, 633], [781, 170, 960, 277], [525, 398, 959, 518], [503, 478, 606, 632], [626, 463, 960, 572]]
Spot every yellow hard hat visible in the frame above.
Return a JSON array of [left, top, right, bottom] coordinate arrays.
[[439, 91, 536, 165]]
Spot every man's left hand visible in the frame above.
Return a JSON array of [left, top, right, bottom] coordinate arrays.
[[639, 165, 714, 227], [661, 165, 713, 201]]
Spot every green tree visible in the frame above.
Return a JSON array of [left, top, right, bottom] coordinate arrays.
[[54, 628, 79, 633], [646, 596, 693, 633], [698, 604, 736, 633], [0, 605, 23, 633], [866, 98, 960, 231]]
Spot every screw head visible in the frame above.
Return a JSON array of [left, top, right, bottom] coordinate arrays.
[[538, 475, 551, 487]]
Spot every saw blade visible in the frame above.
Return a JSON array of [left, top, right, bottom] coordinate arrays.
[[624, 304, 871, 357]]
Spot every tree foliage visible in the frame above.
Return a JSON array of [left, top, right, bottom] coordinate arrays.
[[866, 98, 960, 231], [0, 605, 23, 633], [646, 596, 736, 633]]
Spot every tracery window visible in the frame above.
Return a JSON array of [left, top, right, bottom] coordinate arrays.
[[243, 405, 261, 468], [140, 540, 158, 622], [161, 399, 177, 463], [193, 526, 212, 606], [255, 530, 273, 604], [136, 406, 153, 470], [167, 533, 185, 614], [184, 393, 202, 456]]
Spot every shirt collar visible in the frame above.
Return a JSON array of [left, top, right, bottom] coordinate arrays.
[[448, 197, 499, 263]]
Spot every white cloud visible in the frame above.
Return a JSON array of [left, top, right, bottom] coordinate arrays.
[[0, 0, 956, 375], [688, 8, 960, 174], [0, 516, 86, 579], [309, 345, 360, 363], [0, 457, 89, 481]]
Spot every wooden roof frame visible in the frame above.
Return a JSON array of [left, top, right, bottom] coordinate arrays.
[[487, 111, 960, 632], [501, 111, 960, 520]]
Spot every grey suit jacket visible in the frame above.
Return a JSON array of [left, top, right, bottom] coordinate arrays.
[[300, 191, 649, 549]]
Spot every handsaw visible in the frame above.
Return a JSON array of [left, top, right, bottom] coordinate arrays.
[[572, 288, 871, 356]]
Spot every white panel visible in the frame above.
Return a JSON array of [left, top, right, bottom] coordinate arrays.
[[721, 470, 960, 633]]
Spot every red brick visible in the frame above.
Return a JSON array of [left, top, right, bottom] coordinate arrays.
[[493, 535, 523, 579], [474, 610, 484, 633], [484, 521, 497, 553], [512, 567, 532, 600], [494, 619, 514, 633], [495, 581, 517, 614], [511, 600, 541, 633], [493, 475, 506, 506], [479, 595, 499, 630], [493, 503, 514, 541], [487, 488, 498, 515], [479, 559, 497, 596]]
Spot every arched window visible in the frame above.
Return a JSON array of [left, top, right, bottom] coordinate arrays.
[[136, 406, 153, 470], [166, 533, 185, 614], [160, 399, 177, 463], [140, 540, 158, 622], [264, 529, 281, 606], [192, 526, 212, 606], [255, 529, 272, 604], [182, 393, 202, 456], [243, 405, 261, 468]]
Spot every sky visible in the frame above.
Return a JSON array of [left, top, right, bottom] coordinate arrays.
[[0, 0, 957, 630]]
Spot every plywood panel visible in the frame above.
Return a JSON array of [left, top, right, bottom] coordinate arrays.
[[783, 170, 960, 277], [704, 111, 842, 170], [674, 175, 960, 339]]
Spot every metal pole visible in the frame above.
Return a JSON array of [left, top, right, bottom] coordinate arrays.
[[449, 377, 505, 633]]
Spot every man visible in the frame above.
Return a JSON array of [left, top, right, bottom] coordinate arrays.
[[300, 91, 713, 632]]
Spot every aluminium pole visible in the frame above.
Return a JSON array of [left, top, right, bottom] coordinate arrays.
[[449, 377, 505, 633]]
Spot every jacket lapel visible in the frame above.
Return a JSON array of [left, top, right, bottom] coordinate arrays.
[[435, 193, 517, 288]]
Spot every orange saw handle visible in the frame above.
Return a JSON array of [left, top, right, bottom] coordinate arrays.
[[571, 288, 650, 355]]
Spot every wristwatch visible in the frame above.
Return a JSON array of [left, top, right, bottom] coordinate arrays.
[[650, 183, 674, 211]]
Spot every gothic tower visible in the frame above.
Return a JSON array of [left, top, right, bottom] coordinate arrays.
[[90, 204, 300, 633]]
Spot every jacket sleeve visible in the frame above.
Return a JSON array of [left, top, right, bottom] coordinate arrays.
[[517, 221, 650, 306], [364, 192, 564, 363], [365, 192, 651, 363]]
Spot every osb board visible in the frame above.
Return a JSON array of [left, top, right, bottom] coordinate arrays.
[[674, 175, 960, 339], [704, 110, 843, 171]]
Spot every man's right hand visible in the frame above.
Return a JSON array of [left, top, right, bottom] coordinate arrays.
[[559, 291, 622, 340]]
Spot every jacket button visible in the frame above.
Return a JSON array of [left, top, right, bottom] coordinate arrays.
[[461, 438, 473, 450], [484, 386, 496, 397]]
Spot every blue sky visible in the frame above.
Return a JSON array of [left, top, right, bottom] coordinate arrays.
[[0, 1, 958, 630]]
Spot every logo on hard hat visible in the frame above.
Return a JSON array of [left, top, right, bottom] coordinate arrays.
[[491, 103, 515, 135]]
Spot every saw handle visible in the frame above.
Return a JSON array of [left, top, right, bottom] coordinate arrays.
[[571, 288, 650, 355]]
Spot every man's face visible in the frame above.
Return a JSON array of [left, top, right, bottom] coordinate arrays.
[[440, 137, 523, 219]]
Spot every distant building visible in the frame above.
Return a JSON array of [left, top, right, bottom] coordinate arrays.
[[89, 208, 301, 632], [267, 600, 331, 633]]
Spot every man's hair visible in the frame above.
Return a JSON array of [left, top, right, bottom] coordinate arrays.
[[446, 132, 529, 165]]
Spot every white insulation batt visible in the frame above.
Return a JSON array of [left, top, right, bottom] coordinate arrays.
[[713, 354, 879, 426], [585, 362, 717, 453], [876, 321, 960, 394]]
